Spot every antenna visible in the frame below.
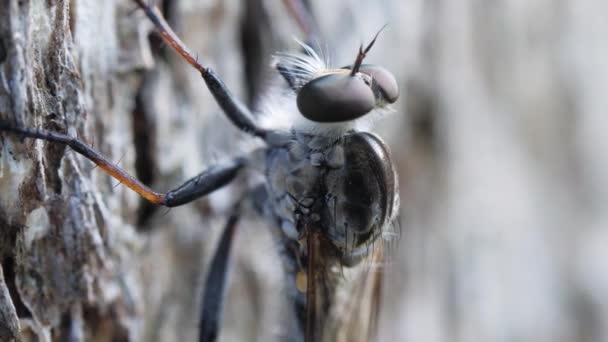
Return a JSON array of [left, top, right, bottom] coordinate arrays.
[[350, 24, 388, 76]]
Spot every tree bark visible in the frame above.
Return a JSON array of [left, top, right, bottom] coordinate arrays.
[[0, 0, 152, 340], [0, 0, 291, 340]]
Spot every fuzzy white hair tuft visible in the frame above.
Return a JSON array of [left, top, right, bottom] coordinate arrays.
[[256, 41, 395, 140]]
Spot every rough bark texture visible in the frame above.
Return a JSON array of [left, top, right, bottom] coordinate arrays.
[[0, 0, 607, 341]]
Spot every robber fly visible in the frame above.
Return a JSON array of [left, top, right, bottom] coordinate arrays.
[[0, 1, 399, 341]]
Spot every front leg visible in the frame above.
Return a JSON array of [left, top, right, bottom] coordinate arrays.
[[132, 0, 268, 139], [0, 122, 245, 207]]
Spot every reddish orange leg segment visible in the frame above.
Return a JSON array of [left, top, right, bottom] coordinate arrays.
[[0, 123, 244, 207], [132, 0, 268, 139], [133, 0, 206, 74], [1, 124, 165, 204]]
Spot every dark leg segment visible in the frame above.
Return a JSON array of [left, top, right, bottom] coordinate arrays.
[[0, 122, 244, 207], [199, 204, 241, 342], [132, 0, 268, 139], [200, 69, 266, 138], [165, 158, 245, 207]]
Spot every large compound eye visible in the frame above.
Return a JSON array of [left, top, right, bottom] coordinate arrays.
[[297, 73, 375, 122], [344, 64, 399, 104]]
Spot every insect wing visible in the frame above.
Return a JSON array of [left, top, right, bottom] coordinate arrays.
[[305, 231, 340, 342], [305, 230, 386, 342], [327, 242, 385, 342]]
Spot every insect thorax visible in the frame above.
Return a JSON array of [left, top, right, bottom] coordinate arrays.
[[264, 129, 398, 266]]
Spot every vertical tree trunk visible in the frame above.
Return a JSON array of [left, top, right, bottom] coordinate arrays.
[[0, 0, 141, 340], [0, 0, 288, 340]]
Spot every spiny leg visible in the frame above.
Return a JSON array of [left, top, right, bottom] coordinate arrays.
[[276, 0, 324, 89], [0, 123, 244, 207], [132, 0, 268, 139], [282, 0, 320, 44], [199, 202, 241, 342]]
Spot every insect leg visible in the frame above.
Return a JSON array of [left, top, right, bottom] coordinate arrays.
[[0, 123, 244, 207], [132, 0, 268, 139], [0, 123, 166, 204], [276, 0, 324, 90], [164, 158, 245, 207], [199, 202, 241, 342], [282, 0, 320, 44]]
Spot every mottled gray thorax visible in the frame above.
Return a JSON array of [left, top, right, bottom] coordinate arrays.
[[264, 130, 398, 265]]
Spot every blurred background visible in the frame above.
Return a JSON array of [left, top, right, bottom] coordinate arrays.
[[1, 0, 607, 341]]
